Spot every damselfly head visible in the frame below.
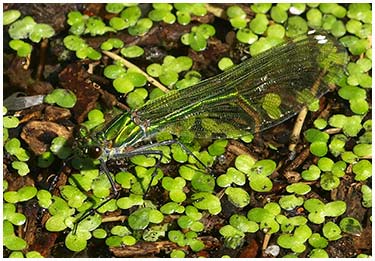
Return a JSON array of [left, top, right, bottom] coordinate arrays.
[[73, 125, 103, 159], [87, 145, 102, 159]]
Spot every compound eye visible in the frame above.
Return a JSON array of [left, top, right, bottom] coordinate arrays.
[[88, 146, 102, 159]]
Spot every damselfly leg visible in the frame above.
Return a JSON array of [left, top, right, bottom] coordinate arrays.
[[73, 139, 209, 233]]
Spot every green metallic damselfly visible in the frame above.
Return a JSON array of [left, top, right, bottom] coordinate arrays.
[[71, 32, 348, 226]]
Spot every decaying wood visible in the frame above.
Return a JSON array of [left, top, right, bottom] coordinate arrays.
[[21, 121, 72, 155]]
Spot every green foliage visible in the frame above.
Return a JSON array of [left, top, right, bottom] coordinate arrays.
[[339, 217, 362, 236], [4, 186, 37, 204], [5, 138, 29, 162], [121, 45, 144, 58], [146, 55, 194, 88], [6, 14, 55, 57], [100, 38, 124, 51], [219, 214, 258, 249], [225, 187, 250, 208], [3, 10, 21, 25], [218, 58, 234, 71], [277, 224, 312, 253], [361, 185, 372, 208], [322, 221, 342, 241], [304, 199, 346, 224], [174, 3, 206, 25], [44, 89, 77, 108], [9, 39, 32, 57], [181, 24, 215, 51]]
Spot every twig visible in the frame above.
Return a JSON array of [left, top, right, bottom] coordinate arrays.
[[262, 233, 271, 251], [324, 128, 342, 135], [284, 147, 310, 172], [87, 61, 101, 74], [102, 215, 126, 223], [23, 54, 31, 70], [36, 38, 48, 80], [205, 4, 226, 19], [205, 4, 251, 22], [288, 106, 308, 153], [102, 50, 169, 93]]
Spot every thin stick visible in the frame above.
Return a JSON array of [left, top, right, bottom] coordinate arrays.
[[205, 4, 226, 19], [324, 128, 342, 135], [262, 233, 271, 251], [102, 50, 169, 93], [23, 54, 31, 70], [36, 38, 48, 80], [205, 4, 250, 22], [289, 106, 308, 153], [102, 215, 126, 223]]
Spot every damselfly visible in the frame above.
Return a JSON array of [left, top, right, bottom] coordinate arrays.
[[83, 32, 346, 156], [70, 31, 347, 224]]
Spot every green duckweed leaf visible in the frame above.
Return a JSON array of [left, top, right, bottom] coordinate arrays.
[[17, 186, 37, 202], [65, 232, 88, 252], [9, 39, 32, 57], [4, 235, 28, 251], [45, 215, 67, 232], [128, 207, 151, 230], [121, 45, 144, 58], [3, 10, 21, 25], [3, 116, 19, 128], [37, 151, 55, 168], [339, 217, 362, 236], [225, 187, 250, 208], [250, 14, 269, 35], [249, 174, 273, 192], [279, 195, 304, 210], [191, 171, 215, 192], [11, 161, 30, 176], [93, 228, 107, 239], [191, 192, 221, 215], [106, 3, 125, 13], [8, 16, 36, 39], [361, 185, 372, 208], [29, 23, 55, 43], [286, 183, 311, 195], [44, 89, 77, 108], [322, 221, 342, 241], [353, 160, 372, 181], [50, 136, 72, 159], [308, 233, 328, 248]]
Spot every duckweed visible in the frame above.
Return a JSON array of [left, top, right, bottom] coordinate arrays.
[[181, 24, 215, 51], [9, 39, 32, 57], [3, 3, 372, 258], [225, 187, 250, 208], [322, 221, 342, 241], [5, 138, 30, 161], [3, 9, 21, 25], [44, 88, 77, 108], [360, 185, 372, 208], [249, 14, 269, 35], [121, 45, 144, 58], [270, 6, 288, 23], [352, 160, 372, 181]]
